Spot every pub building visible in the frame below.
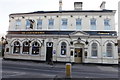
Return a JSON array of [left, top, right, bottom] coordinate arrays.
[[4, 1, 118, 64]]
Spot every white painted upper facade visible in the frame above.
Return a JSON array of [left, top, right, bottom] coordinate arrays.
[[9, 10, 116, 31]]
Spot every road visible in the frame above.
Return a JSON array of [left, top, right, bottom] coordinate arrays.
[[1, 59, 119, 80]]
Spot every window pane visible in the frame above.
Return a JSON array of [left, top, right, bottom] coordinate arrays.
[[76, 19, 82, 30], [49, 19, 54, 26], [61, 42, 67, 55], [62, 19, 67, 25], [76, 19, 82, 25], [26, 20, 30, 29], [26, 19, 34, 29], [90, 19, 96, 30], [22, 41, 30, 54], [16, 20, 21, 29], [104, 19, 111, 30], [32, 42, 40, 55], [91, 43, 97, 57], [106, 43, 112, 57], [13, 41, 20, 53], [37, 19, 42, 29], [104, 19, 110, 26], [90, 19, 96, 25], [48, 19, 54, 29], [61, 19, 67, 29]]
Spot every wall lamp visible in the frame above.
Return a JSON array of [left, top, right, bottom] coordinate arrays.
[[42, 39, 44, 46], [77, 37, 89, 45], [114, 43, 118, 46]]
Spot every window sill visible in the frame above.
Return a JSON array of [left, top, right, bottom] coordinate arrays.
[[90, 57, 98, 58], [60, 55, 66, 57], [103, 57, 113, 59]]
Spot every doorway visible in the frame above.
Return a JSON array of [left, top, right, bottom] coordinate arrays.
[[46, 42, 53, 63], [74, 48, 82, 63]]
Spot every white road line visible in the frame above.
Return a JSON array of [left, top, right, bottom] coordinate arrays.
[[3, 71, 26, 78], [97, 66, 118, 72]]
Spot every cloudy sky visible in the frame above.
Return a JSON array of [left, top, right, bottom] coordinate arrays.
[[0, 0, 119, 37]]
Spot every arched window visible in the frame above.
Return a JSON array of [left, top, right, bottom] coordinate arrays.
[[61, 42, 67, 55], [22, 41, 30, 54], [32, 42, 40, 55], [106, 43, 112, 57], [91, 43, 98, 57], [13, 41, 20, 54]]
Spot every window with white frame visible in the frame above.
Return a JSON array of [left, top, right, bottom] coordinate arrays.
[[32, 42, 40, 55], [106, 43, 112, 57], [90, 18, 96, 30], [48, 19, 54, 29], [91, 43, 98, 57], [61, 42, 67, 55], [22, 41, 30, 54], [104, 19, 111, 30], [26, 19, 34, 29], [13, 41, 20, 54], [61, 19, 67, 29], [76, 18, 82, 30], [37, 19, 42, 29], [16, 20, 21, 29]]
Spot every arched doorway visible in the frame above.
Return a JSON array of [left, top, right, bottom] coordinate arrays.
[[74, 43, 84, 63]]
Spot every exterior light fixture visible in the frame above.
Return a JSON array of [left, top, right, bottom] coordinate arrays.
[[42, 40, 44, 46], [115, 43, 118, 46], [85, 40, 89, 45], [77, 37, 89, 45], [28, 40, 31, 43], [70, 41, 73, 45]]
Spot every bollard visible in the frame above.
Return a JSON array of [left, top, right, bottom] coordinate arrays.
[[66, 63, 71, 78]]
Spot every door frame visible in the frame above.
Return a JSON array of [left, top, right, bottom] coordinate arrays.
[[74, 48, 83, 63], [46, 42, 53, 63], [74, 43, 84, 63]]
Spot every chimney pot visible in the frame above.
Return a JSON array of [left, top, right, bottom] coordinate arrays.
[[74, 2, 83, 11]]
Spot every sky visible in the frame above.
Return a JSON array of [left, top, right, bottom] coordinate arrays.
[[0, 0, 119, 37]]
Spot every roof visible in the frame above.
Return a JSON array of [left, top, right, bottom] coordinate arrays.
[[10, 10, 116, 16]]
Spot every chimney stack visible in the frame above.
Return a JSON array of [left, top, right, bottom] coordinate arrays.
[[100, 1, 106, 10], [59, 0, 62, 11], [74, 2, 83, 11]]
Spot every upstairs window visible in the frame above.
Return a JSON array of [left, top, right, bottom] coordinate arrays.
[[26, 19, 34, 29], [48, 19, 54, 29], [61, 19, 68, 29], [76, 18, 82, 30], [104, 19, 111, 30], [37, 19, 42, 29], [16, 20, 21, 29], [90, 18, 96, 30]]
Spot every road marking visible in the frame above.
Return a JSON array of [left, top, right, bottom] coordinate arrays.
[[97, 66, 118, 72], [3, 71, 26, 78]]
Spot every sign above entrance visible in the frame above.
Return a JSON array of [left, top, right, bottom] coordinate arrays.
[[46, 42, 53, 47]]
